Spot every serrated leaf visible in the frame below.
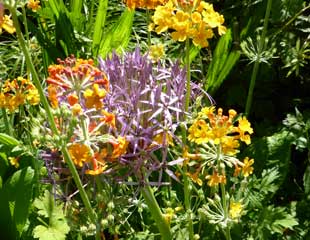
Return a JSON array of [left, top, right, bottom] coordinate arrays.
[[273, 217, 298, 231], [33, 191, 70, 240], [33, 219, 70, 240], [34, 190, 65, 221]]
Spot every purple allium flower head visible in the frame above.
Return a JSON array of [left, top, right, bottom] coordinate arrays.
[[98, 48, 187, 183]]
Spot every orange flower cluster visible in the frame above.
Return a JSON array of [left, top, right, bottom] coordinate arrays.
[[45, 56, 126, 175], [46, 56, 109, 114], [67, 136, 129, 175], [149, 0, 226, 47], [0, 77, 40, 112], [124, 0, 167, 9]]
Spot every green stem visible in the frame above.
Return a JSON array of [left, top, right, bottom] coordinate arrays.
[[146, 9, 151, 46], [185, 38, 191, 113], [183, 167, 195, 240], [8, 4, 98, 227], [216, 144, 231, 240], [2, 109, 13, 136], [181, 124, 194, 239], [245, 0, 273, 116], [141, 184, 172, 240]]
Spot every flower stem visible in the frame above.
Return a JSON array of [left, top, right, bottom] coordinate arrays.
[[245, 0, 273, 116], [185, 38, 191, 113], [181, 125, 195, 240], [2, 109, 13, 136], [183, 167, 195, 240], [217, 144, 231, 240], [146, 9, 151, 46], [8, 3, 98, 229], [141, 183, 172, 240]]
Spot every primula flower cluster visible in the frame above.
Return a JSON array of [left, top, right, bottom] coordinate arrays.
[[0, 77, 40, 112], [43, 56, 125, 176], [186, 106, 254, 186], [149, 0, 226, 47], [0, 3, 15, 34], [124, 0, 167, 9]]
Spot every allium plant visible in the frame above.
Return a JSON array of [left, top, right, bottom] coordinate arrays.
[[99, 47, 187, 184]]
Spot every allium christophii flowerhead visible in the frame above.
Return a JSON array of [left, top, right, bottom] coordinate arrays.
[[98, 48, 187, 182]]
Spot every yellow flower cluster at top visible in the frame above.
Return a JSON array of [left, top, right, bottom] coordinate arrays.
[[124, 0, 168, 9], [0, 77, 40, 112], [188, 106, 253, 155], [149, 0, 226, 47], [0, 3, 16, 34]]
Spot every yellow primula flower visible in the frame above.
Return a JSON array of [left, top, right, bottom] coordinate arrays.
[[110, 136, 128, 159], [9, 156, 20, 168], [242, 157, 254, 177], [205, 171, 226, 187], [72, 103, 82, 115], [229, 201, 243, 219], [149, 44, 165, 62], [68, 143, 93, 167], [26, 88, 40, 105], [84, 83, 107, 109], [27, 0, 41, 12], [0, 14, 16, 34], [187, 170, 203, 186]]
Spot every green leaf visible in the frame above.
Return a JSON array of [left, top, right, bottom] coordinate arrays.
[[304, 165, 310, 195], [33, 220, 70, 240], [205, 29, 240, 94], [0, 133, 20, 146], [2, 167, 35, 237], [189, 45, 201, 64], [92, 0, 109, 56], [99, 9, 135, 58], [33, 190, 70, 240]]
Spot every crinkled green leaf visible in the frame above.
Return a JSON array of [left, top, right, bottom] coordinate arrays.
[[33, 190, 70, 240], [34, 190, 65, 221], [33, 219, 70, 240]]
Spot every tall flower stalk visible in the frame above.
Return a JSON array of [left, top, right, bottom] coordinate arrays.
[[99, 48, 188, 238], [186, 106, 254, 238], [244, 0, 273, 116]]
